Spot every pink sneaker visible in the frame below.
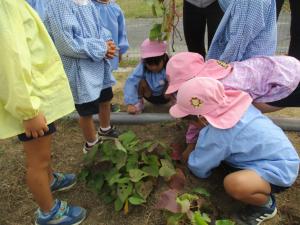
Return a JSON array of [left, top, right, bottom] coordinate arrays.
[[134, 99, 144, 113]]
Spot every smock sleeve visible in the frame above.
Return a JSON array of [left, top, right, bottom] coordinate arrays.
[[124, 63, 144, 105], [44, 0, 108, 61], [117, 9, 129, 54], [218, 0, 269, 62], [0, 2, 40, 121], [188, 127, 231, 178]]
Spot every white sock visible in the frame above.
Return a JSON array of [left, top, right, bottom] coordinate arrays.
[[100, 126, 111, 132], [86, 138, 99, 146]]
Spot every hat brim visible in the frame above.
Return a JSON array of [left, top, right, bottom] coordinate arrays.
[[141, 52, 165, 59], [202, 91, 252, 129], [165, 83, 181, 95], [169, 104, 189, 118]]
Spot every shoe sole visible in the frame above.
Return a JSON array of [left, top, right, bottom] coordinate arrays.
[[52, 181, 77, 193], [35, 209, 87, 225], [256, 207, 278, 225]]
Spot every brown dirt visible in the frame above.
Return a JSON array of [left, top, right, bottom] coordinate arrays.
[[0, 116, 299, 225]]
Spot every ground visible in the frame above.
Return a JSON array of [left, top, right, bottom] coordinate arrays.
[[0, 87, 299, 225]]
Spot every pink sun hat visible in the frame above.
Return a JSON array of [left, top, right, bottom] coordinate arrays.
[[169, 77, 252, 129], [165, 52, 205, 94], [140, 39, 167, 59], [165, 52, 233, 94]]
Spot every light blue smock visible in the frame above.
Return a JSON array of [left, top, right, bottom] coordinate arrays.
[[26, 0, 48, 21], [44, 0, 115, 104], [124, 62, 167, 105], [206, 0, 277, 63], [188, 105, 300, 187], [92, 0, 129, 70]]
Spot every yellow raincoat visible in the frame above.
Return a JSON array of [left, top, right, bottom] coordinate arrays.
[[0, 0, 75, 139]]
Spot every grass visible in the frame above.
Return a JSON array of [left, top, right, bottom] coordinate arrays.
[[116, 0, 183, 18]]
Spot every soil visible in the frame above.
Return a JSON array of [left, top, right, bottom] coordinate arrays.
[[0, 71, 299, 225]]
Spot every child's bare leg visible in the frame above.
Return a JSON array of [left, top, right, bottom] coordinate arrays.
[[99, 101, 111, 128], [138, 79, 152, 98], [223, 170, 271, 206], [79, 116, 97, 142], [253, 102, 283, 113], [182, 143, 196, 164], [23, 135, 54, 212]]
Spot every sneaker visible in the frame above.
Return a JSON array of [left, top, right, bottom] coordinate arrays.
[[50, 173, 77, 193], [234, 195, 277, 225], [98, 126, 119, 140], [111, 103, 121, 112], [82, 138, 103, 154], [35, 200, 86, 225], [134, 99, 144, 113]]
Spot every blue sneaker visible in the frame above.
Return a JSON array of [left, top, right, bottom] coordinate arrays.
[[35, 200, 86, 225], [234, 195, 277, 225], [50, 173, 76, 192]]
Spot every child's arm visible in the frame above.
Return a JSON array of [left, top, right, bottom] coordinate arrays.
[[124, 63, 144, 106], [45, 0, 110, 61], [188, 128, 230, 178], [0, 2, 41, 123]]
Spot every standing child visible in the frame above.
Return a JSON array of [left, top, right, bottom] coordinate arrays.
[[0, 0, 86, 224], [92, 0, 129, 71], [92, 0, 129, 112], [169, 77, 299, 225], [44, 0, 119, 154], [207, 0, 277, 62], [124, 39, 170, 114]]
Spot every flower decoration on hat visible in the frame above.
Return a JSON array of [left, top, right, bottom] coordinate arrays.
[[217, 60, 229, 69], [190, 97, 202, 108]]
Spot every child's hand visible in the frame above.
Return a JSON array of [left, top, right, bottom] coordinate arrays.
[[127, 105, 137, 114], [106, 40, 116, 59], [23, 112, 49, 138]]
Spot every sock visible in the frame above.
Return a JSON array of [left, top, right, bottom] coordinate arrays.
[[100, 126, 111, 132], [86, 138, 99, 147], [262, 196, 273, 208]]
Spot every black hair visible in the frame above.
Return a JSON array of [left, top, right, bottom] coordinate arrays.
[[143, 53, 169, 71], [182, 115, 199, 122]]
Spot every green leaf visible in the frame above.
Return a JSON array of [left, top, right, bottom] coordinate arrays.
[[101, 194, 115, 204], [192, 211, 209, 225], [78, 168, 89, 182], [87, 175, 104, 193], [166, 213, 184, 225], [114, 197, 124, 211], [149, 23, 162, 41], [114, 139, 127, 153], [142, 165, 159, 177], [201, 213, 211, 223], [176, 198, 190, 213], [192, 187, 210, 198], [83, 143, 100, 162], [117, 182, 133, 203], [151, 4, 157, 17], [126, 153, 139, 171], [159, 159, 176, 178], [215, 220, 236, 225], [129, 169, 149, 182], [178, 193, 199, 202], [118, 131, 136, 147], [128, 195, 146, 205]]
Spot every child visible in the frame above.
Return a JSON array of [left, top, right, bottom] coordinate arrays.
[[92, 0, 129, 112], [26, 0, 48, 20], [44, 0, 119, 154], [207, 0, 277, 62], [124, 39, 170, 114], [0, 1, 86, 224], [92, 0, 129, 71], [169, 77, 299, 225], [166, 52, 300, 113]]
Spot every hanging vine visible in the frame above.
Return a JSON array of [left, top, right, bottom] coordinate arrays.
[[145, 0, 181, 51]]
